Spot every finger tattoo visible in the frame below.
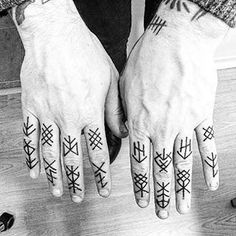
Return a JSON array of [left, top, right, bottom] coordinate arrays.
[[133, 172, 149, 197], [65, 166, 82, 193], [41, 124, 53, 146], [176, 169, 191, 199], [154, 149, 172, 172], [148, 15, 167, 35], [177, 137, 192, 160], [88, 128, 103, 150], [204, 153, 218, 178], [43, 158, 57, 186], [63, 136, 79, 157], [132, 141, 147, 163], [92, 162, 108, 188], [163, 0, 190, 13], [203, 126, 214, 142], [156, 182, 170, 208]]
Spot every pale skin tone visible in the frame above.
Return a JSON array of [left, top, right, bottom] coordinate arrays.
[[11, 0, 229, 219], [12, 0, 128, 203], [120, 1, 229, 219]]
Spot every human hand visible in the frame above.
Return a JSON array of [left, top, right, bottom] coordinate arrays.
[[120, 0, 229, 219], [12, 0, 127, 202]]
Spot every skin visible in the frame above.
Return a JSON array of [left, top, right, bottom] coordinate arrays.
[[120, 1, 229, 219], [12, 0, 128, 203]]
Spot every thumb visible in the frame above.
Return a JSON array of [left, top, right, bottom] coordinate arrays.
[[105, 67, 128, 138]]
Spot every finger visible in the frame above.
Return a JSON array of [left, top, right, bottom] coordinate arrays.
[[84, 122, 111, 198], [61, 127, 84, 203], [174, 132, 193, 214], [195, 119, 219, 191], [129, 129, 151, 208], [153, 138, 174, 220], [105, 67, 128, 138], [22, 110, 40, 179], [41, 120, 63, 197]]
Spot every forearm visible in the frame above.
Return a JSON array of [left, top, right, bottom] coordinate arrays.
[[188, 0, 236, 27]]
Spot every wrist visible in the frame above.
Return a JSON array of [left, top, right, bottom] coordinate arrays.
[[157, 1, 229, 41]]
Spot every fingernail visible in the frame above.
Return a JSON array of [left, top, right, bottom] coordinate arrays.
[[157, 210, 169, 219], [29, 171, 38, 179], [119, 123, 128, 135], [52, 189, 62, 197], [99, 189, 110, 198], [178, 204, 190, 214], [72, 195, 83, 203], [137, 200, 149, 208], [209, 182, 219, 191]]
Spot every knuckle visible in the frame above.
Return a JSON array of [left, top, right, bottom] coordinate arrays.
[[64, 156, 80, 166]]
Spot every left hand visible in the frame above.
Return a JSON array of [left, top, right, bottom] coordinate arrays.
[[120, 0, 229, 219]]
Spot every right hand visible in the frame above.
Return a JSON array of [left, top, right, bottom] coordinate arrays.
[[12, 0, 127, 203]]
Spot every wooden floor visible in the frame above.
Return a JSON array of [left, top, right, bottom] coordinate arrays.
[[0, 68, 236, 236]]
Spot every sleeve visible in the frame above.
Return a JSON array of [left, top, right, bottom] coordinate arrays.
[[0, 0, 26, 12], [189, 0, 236, 27]]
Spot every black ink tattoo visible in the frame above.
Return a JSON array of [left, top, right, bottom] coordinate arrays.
[[43, 159, 57, 186], [88, 128, 103, 150], [205, 153, 218, 178], [92, 162, 108, 188], [203, 126, 214, 142], [156, 182, 170, 208], [24, 139, 38, 169], [15, 0, 35, 25], [63, 136, 79, 157], [191, 9, 207, 21], [154, 149, 172, 172], [65, 166, 82, 193], [176, 169, 191, 199], [132, 141, 147, 163], [23, 116, 36, 137], [177, 137, 192, 159], [41, 124, 53, 146], [164, 0, 190, 13], [42, 0, 51, 4], [148, 15, 167, 35], [134, 173, 149, 197]]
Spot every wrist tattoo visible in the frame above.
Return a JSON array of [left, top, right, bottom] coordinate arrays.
[[163, 0, 190, 13], [148, 15, 167, 36]]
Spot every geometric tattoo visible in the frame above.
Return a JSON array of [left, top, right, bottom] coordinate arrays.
[[134, 173, 149, 197], [92, 162, 108, 188], [65, 165, 82, 193], [154, 149, 172, 172], [15, 0, 35, 25], [163, 0, 190, 13], [24, 139, 38, 169], [63, 136, 79, 157], [176, 169, 191, 199], [41, 124, 53, 146], [204, 153, 218, 178], [148, 15, 167, 35], [88, 128, 103, 150], [203, 126, 214, 142], [132, 141, 147, 163], [156, 182, 170, 208], [191, 9, 207, 21], [23, 116, 36, 137], [43, 158, 57, 186], [177, 137, 192, 160]]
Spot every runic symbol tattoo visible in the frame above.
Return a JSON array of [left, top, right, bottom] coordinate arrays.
[[24, 139, 38, 169], [63, 136, 79, 157], [92, 162, 108, 188], [176, 169, 191, 199], [42, 0, 51, 3], [164, 0, 190, 13], [65, 166, 82, 193], [156, 182, 170, 208], [43, 159, 57, 186], [177, 137, 192, 159], [148, 15, 167, 35], [205, 153, 218, 178], [88, 128, 103, 150], [23, 116, 36, 137], [41, 124, 53, 146], [154, 149, 172, 172], [203, 126, 214, 142], [134, 173, 149, 197], [132, 141, 147, 163], [191, 9, 207, 21]]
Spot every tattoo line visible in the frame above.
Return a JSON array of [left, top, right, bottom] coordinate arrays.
[[63, 135, 79, 157], [65, 166, 82, 193], [132, 141, 147, 163], [203, 126, 214, 142], [177, 137, 192, 159], [156, 182, 170, 208], [148, 15, 167, 35], [176, 169, 191, 199], [134, 173, 149, 197], [163, 0, 190, 13], [88, 128, 103, 150], [24, 139, 38, 169], [154, 149, 172, 172], [204, 153, 218, 178], [43, 159, 57, 186], [92, 162, 108, 188], [41, 124, 53, 146], [23, 116, 36, 137]]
